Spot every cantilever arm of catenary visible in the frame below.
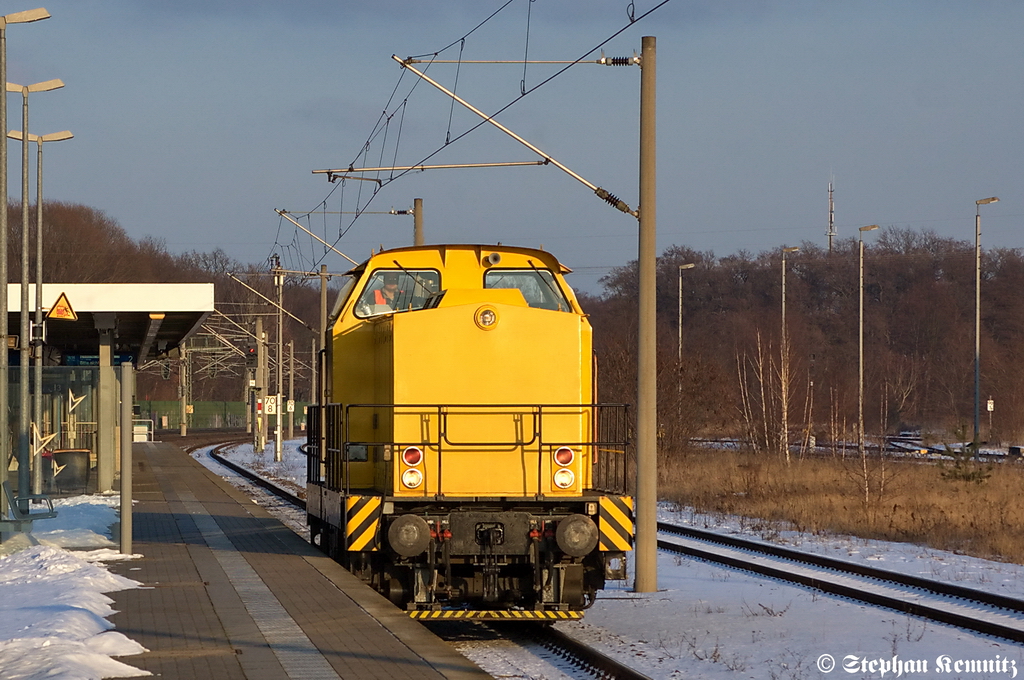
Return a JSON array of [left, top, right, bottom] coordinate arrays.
[[313, 161, 548, 180], [276, 209, 358, 266], [212, 309, 261, 341], [228, 273, 317, 332], [391, 55, 637, 218], [200, 324, 249, 357]]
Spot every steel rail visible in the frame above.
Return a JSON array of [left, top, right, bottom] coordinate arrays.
[[658, 521, 1024, 613], [658, 522, 1024, 643], [518, 623, 654, 680], [431, 621, 653, 680], [207, 442, 306, 509]]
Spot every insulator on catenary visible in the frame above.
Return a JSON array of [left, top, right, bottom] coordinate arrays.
[[595, 187, 632, 214], [600, 54, 639, 66]]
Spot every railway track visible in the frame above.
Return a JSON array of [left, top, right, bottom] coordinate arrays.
[[207, 441, 306, 508], [198, 439, 651, 680], [514, 623, 654, 680], [658, 520, 1024, 643], [429, 620, 653, 680]]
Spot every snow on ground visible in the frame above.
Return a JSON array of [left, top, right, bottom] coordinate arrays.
[[665, 506, 1024, 600], [9, 439, 1013, 679], [216, 440, 306, 492], [0, 494, 147, 679], [220, 440, 1024, 679], [557, 549, 1024, 679]]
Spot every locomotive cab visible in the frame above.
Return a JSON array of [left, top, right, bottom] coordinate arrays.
[[307, 244, 632, 620]]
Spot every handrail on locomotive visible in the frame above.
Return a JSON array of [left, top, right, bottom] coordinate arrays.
[[307, 401, 631, 497]]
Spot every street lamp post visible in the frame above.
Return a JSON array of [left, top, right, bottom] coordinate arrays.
[[677, 263, 695, 366], [858, 225, 880, 462], [780, 247, 799, 464], [975, 197, 998, 449], [8, 129, 72, 493], [274, 258, 284, 462], [9, 78, 63, 498], [677, 263, 694, 423], [0, 7, 50, 512], [9, 79, 62, 497]]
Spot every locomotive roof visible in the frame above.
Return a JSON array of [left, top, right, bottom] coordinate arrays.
[[345, 244, 572, 276]]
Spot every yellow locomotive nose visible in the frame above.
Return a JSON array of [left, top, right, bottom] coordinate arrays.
[[306, 244, 633, 618]]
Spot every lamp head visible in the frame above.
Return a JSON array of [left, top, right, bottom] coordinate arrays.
[[7, 79, 64, 94], [28, 79, 63, 93], [976, 197, 999, 205], [859, 224, 880, 232], [1, 9, 51, 27], [40, 130, 73, 142]]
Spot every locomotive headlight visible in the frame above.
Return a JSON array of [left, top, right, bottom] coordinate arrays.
[[474, 306, 499, 330], [402, 446, 423, 466], [553, 468, 575, 489], [553, 446, 575, 466], [402, 468, 423, 488]]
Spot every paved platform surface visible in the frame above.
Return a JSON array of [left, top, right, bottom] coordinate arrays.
[[108, 441, 489, 680]]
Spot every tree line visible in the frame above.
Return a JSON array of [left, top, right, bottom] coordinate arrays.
[[17, 201, 1024, 447], [582, 227, 1024, 449]]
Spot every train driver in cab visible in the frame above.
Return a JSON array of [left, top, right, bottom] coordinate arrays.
[[355, 269, 440, 317], [356, 271, 405, 316], [375, 272, 401, 308]]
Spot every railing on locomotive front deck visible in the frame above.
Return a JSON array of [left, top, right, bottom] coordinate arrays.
[[305, 403, 630, 496]]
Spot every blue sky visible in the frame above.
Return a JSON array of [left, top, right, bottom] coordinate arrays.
[[6, 1, 1022, 292]]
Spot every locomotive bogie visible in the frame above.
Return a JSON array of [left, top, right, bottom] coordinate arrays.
[[306, 492, 631, 613]]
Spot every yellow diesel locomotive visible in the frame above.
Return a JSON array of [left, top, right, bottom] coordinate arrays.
[[306, 244, 632, 620]]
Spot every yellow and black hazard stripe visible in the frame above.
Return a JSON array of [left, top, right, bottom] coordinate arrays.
[[409, 610, 583, 621], [598, 495, 634, 551], [344, 495, 382, 551]]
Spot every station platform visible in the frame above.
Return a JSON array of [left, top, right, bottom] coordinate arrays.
[[107, 441, 489, 680]]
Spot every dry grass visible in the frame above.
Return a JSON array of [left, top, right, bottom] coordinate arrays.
[[658, 446, 1024, 564]]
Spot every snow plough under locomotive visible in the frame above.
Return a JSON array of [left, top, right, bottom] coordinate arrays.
[[306, 244, 632, 621]]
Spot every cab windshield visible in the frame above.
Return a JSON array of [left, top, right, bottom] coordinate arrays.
[[354, 269, 440, 318], [484, 269, 572, 312]]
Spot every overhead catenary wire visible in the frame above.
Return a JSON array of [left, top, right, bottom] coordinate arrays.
[[358, 1, 669, 195], [288, 0, 672, 273], [446, 40, 465, 144], [391, 55, 637, 216], [521, 0, 535, 95], [408, 0, 517, 60]]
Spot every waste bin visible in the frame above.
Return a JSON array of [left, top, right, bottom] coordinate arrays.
[[52, 449, 91, 493], [41, 449, 55, 493]]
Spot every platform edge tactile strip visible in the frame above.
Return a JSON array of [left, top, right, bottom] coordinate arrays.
[[178, 487, 341, 680], [110, 441, 489, 680]]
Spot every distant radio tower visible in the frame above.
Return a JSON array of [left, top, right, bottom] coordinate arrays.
[[827, 181, 836, 254]]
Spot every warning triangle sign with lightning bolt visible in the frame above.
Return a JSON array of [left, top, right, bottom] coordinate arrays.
[[46, 292, 78, 321]]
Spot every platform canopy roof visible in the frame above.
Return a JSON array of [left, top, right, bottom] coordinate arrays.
[[8, 283, 215, 364]]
